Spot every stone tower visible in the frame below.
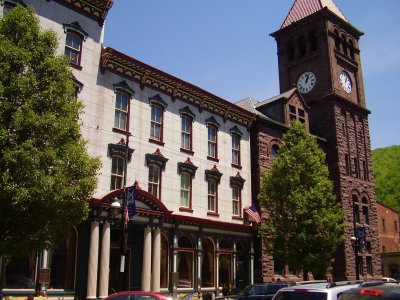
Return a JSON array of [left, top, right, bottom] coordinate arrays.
[[271, 0, 381, 280]]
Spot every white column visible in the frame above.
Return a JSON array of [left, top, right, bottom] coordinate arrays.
[[197, 238, 202, 290], [216, 240, 220, 296], [98, 222, 111, 299], [141, 226, 152, 291], [87, 221, 100, 300], [249, 241, 254, 284], [151, 227, 161, 292], [233, 242, 237, 289]]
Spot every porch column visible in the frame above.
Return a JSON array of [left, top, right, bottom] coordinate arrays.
[[197, 237, 202, 291], [151, 227, 161, 292], [98, 222, 111, 299], [216, 240, 220, 296], [141, 226, 152, 291], [249, 240, 254, 284], [233, 241, 237, 289], [87, 221, 100, 299]]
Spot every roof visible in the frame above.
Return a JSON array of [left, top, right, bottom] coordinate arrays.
[[281, 0, 347, 29], [54, 0, 113, 25], [255, 88, 298, 108], [101, 47, 256, 128]]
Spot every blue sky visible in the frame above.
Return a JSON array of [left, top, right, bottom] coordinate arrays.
[[104, 0, 400, 150]]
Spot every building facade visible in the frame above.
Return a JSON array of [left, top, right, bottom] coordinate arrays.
[[1, 0, 257, 299], [238, 0, 381, 282], [377, 202, 400, 279]]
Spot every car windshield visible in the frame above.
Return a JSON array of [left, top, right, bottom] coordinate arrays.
[[274, 291, 327, 300]]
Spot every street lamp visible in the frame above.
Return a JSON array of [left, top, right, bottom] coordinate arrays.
[[350, 236, 359, 280]]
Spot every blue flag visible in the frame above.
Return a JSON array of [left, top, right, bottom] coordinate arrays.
[[126, 186, 137, 217]]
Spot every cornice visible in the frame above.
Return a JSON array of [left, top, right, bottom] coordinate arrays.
[[101, 47, 256, 128], [54, 0, 113, 25]]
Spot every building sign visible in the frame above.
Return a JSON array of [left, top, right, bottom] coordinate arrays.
[[39, 268, 51, 284]]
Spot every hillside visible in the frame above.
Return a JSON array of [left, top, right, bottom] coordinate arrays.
[[372, 145, 400, 212]]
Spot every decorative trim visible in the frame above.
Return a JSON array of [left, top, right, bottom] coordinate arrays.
[[229, 125, 243, 137], [108, 138, 134, 161], [145, 148, 168, 170], [179, 207, 193, 213], [149, 94, 168, 109], [63, 22, 88, 40], [113, 80, 135, 98], [100, 47, 256, 128], [178, 158, 198, 177], [230, 172, 245, 189], [179, 106, 196, 121], [205, 116, 221, 130], [55, 0, 113, 26], [205, 165, 223, 184]]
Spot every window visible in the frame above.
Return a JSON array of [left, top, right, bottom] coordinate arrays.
[[382, 218, 386, 232], [65, 32, 82, 66], [345, 154, 350, 175], [341, 34, 348, 56], [309, 30, 318, 52], [362, 198, 369, 224], [232, 134, 241, 166], [287, 40, 295, 61], [365, 241, 371, 254], [333, 29, 340, 50], [289, 105, 306, 124], [149, 94, 167, 144], [180, 172, 191, 208], [349, 39, 355, 59], [110, 156, 124, 190], [114, 91, 129, 131], [150, 105, 163, 141], [297, 35, 306, 57], [160, 234, 169, 289], [366, 257, 373, 275], [232, 186, 240, 216], [148, 164, 161, 198], [353, 158, 359, 178], [208, 179, 217, 212], [181, 115, 192, 151], [395, 221, 398, 232], [177, 237, 194, 288], [353, 196, 360, 224], [272, 144, 279, 159], [357, 256, 363, 276], [208, 126, 217, 159], [201, 238, 215, 288]]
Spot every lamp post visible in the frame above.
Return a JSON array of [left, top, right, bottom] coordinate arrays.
[[350, 236, 359, 280]]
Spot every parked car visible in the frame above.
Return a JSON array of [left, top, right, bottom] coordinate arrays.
[[104, 291, 172, 300], [272, 280, 364, 300], [338, 281, 400, 300], [229, 283, 288, 300]]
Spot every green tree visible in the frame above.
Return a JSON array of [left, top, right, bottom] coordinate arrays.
[[0, 6, 100, 257], [258, 121, 344, 279], [372, 145, 400, 212]]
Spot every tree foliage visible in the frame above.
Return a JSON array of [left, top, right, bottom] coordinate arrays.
[[0, 6, 101, 256], [258, 121, 344, 278], [372, 145, 400, 212]]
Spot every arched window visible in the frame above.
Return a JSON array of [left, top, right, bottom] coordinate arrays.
[[297, 35, 306, 57], [201, 238, 215, 288], [287, 40, 295, 61], [353, 195, 360, 224], [113, 81, 134, 133], [272, 144, 280, 159], [63, 22, 88, 68], [208, 125, 218, 159], [362, 197, 369, 224], [333, 29, 341, 51], [309, 30, 318, 52], [160, 234, 169, 288], [341, 34, 348, 56], [177, 236, 194, 288], [349, 39, 355, 59], [179, 106, 195, 153], [149, 94, 167, 144]]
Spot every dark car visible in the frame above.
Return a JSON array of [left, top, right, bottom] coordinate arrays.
[[229, 283, 288, 300], [338, 282, 400, 300], [104, 291, 172, 300]]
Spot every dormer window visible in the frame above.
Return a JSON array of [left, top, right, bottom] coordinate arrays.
[[288, 105, 306, 125]]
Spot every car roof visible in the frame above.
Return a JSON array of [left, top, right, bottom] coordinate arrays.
[[278, 281, 363, 293]]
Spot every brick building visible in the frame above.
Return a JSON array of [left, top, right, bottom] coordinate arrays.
[[377, 202, 400, 279], [238, 0, 381, 282]]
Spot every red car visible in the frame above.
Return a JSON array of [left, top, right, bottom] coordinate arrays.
[[104, 291, 172, 300]]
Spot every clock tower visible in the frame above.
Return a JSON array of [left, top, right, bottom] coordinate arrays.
[[271, 0, 381, 280]]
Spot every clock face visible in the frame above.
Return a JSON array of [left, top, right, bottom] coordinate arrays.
[[340, 71, 352, 93], [297, 71, 316, 94]]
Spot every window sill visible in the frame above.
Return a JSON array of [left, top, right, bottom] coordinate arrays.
[[231, 163, 242, 170], [70, 63, 83, 70], [112, 127, 132, 136], [180, 148, 194, 155], [207, 156, 219, 162], [232, 216, 243, 221], [207, 211, 219, 217], [179, 207, 193, 213], [149, 138, 165, 146]]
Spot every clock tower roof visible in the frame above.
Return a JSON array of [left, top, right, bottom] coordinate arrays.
[[281, 0, 347, 29]]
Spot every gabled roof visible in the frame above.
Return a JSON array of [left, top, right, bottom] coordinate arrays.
[[281, 0, 347, 29], [255, 87, 299, 108]]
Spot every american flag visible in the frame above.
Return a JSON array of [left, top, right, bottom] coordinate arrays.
[[244, 205, 261, 223]]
